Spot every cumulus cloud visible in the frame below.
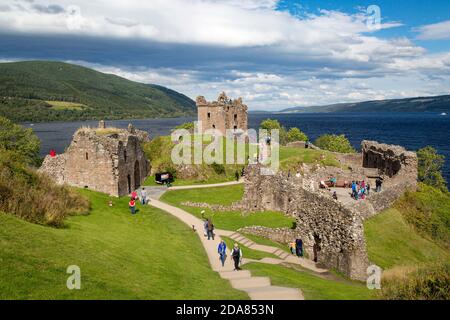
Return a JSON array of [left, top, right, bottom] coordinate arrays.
[[0, 0, 449, 110], [415, 20, 450, 40]]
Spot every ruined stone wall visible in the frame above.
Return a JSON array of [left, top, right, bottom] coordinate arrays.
[[362, 140, 418, 178], [197, 92, 248, 135], [240, 165, 369, 280], [39, 125, 150, 197]]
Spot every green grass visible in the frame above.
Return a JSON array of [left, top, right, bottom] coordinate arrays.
[[221, 236, 278, 260], [143, 174, 238, 187], [0, 189, 248, 299], [364, 208, 450, 270], [241, 233, 291, 254], [279, 146, 341, 170], [244, 263, 375, 300], [160, 185, 295, 231], [46, 100, 87, 110]]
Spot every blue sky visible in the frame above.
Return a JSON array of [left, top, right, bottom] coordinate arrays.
[[0, 0, 449, 110]]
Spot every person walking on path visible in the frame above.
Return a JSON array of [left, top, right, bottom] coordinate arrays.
[[232, 243, 243, 271], [295, 239, 303, 257], [218, 240, 227, 267], [207, 219, 215, 240], [289, 241, 296, 255], [375, 177, 382, 192], [140, 188, 148, 205], [129, 198, 136, 215]]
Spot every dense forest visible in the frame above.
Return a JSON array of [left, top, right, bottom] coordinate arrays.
[[0, 61, 196, 122]]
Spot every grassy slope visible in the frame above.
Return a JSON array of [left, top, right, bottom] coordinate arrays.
[[0, 61, 196, 122], [279, 146, 341, 170], [160, 185, 295, 231], [0, 190, 247, 299], [221, 236, 278, 260], [245, 263, 374, 300], [364, 208, 449, 270]]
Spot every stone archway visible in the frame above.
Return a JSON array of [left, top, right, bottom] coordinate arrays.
[[134, 160, 140, 190]]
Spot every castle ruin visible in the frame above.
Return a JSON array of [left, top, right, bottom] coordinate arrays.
[[196, 92, 248, 135], [39, 122, 150, 197]]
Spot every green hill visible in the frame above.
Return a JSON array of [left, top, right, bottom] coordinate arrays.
[[0, 61, 196, 122], [280, 95, 450, 113]]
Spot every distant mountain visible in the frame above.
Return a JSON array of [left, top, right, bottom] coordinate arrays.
[[280, 95, 450, 113], [0, 61, 196, 122]]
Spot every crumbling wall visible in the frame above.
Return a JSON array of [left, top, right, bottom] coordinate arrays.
[[362, 140, 417, 178], [39, 124, 150, 197], [240, 165, 370, 280]]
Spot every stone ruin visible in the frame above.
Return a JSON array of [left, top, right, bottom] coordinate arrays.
[[235, 140, 418, 280], [196, 92, 248, 135], [39, 122, 150, 197]]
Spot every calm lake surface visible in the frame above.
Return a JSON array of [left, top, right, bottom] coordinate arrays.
[[24, 112, 450, 183]]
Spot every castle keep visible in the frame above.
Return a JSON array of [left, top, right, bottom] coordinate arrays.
[[39, 122, 150, 197], [196, 92, 248, 135]]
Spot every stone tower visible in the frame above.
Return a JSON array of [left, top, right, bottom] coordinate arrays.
[[196, 92, 248, 135]]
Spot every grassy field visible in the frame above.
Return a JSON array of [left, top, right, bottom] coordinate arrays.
[[0, 190, 247, 299], [244, 263, 375, 300], [160, 185, 295, 231], [241, 233, 291, 254], [46, 100, 87, 110], [279, 146, 341, 170], [364, 208, 449, 270], [221, 236, 278, 260]]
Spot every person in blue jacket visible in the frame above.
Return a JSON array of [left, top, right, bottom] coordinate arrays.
[[218, 240, 227, 267]]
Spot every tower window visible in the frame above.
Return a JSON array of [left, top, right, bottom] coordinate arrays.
[[234, 114, 237, 121], [85, 152, 89, 160], [124, 150, 127, 162], [212, 124, 216, 129], [207, 112, 211, 119]]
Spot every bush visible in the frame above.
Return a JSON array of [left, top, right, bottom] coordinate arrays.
[[0, 148, 90, 227], [287, 127, 308, 143], [417, 146, 447, 192], [211, 162, 226, 175], [260, 119, 288, 145], [314, 134, 356, 153], [175, 122, 195, 132], [380, 263, 450, 300], [0, 116, 41, 166]]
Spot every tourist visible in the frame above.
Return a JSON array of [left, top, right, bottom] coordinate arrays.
[[295, 239, 303, 257], [218, 240, 227, 267], [235, 170, 240, 181], [129, 198, 136, 214], [232, 243, 242, 270], [351, 181, 357, 199], [367, 182, 371, 195], [203, 217, 208, 237], [333, 191, 338, 200], [108, 200, 113, 207], [207, 219, 215, 240], [131, 190, 138, 200], [289, 241, 296, 255], [140, 187, 147, 205], [330, 176, 337, 187], [375, 178, 382, 192], [49, 149, 56, 157]]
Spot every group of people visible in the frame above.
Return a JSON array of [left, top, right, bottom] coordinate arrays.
[[128, 188, 148, 214], [351, 180, 370, 200], [218, 240, 243, 270], [289, 239, 304, 257]]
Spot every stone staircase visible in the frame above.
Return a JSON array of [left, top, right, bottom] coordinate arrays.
[[219, 270, 303, 300]]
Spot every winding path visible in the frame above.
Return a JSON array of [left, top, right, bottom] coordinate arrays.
[[148, 196, 304, 300], [144, 180, 327, 300]]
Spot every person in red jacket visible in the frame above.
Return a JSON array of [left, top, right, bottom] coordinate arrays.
[[131, 191, 138, 200], [129, 198, 136, 214], [49, 149, 56, 157]]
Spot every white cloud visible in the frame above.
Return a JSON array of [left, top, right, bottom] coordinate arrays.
[[415, 20, 450, 40]]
